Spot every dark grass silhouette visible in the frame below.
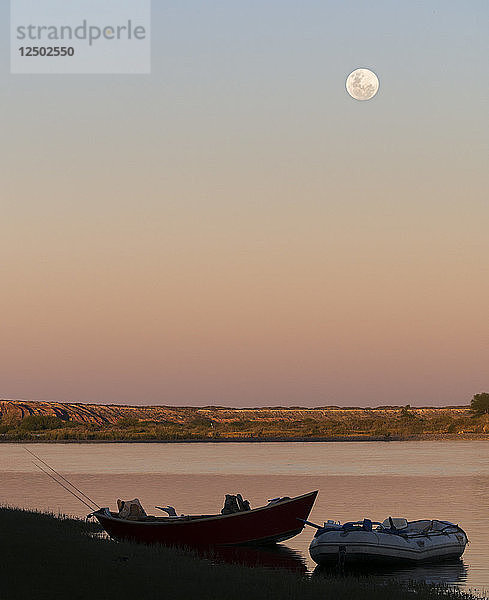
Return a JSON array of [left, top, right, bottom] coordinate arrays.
[[0, 507, 483, 600]]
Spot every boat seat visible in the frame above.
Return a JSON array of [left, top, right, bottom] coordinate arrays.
[[221, 493, 251, 514], [117, 498, 147, 520], [381, 517, 408, 530]]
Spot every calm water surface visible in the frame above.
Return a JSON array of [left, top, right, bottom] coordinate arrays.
[[1, 441, 488, 595]]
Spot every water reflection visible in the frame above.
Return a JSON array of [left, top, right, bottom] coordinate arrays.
[[199, 544, 307, 574], [90, 528, 308, 574], [313, 558, 468, 588]]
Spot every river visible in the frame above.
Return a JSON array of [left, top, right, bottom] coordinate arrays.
[[1, 441, 487, 595]]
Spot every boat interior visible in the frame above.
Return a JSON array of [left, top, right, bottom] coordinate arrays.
[[107, 493, 291, 522], [316, 518, 464, 538], [108, 511, 216, 522]]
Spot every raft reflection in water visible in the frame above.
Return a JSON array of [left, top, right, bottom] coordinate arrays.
[[313, 559, 468, 588]]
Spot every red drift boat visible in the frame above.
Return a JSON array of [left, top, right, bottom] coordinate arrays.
[[90, 491, 318, 547]]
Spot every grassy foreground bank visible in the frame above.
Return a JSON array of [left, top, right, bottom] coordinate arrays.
[[0, 507, 482, 600]]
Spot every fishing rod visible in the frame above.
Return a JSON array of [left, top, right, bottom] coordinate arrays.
[[32, 462, 97, 511], [24, 447, 100, 510]]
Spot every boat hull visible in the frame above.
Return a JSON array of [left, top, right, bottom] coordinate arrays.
[[93, 491, 317, 547], [310, 528, 467, 566]]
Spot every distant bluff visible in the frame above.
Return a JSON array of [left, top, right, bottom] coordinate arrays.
[[0, 399, 191, 426], [0, 398, 470, 428]]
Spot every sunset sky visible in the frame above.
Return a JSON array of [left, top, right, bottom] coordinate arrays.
[[1, 1, 488, 406]]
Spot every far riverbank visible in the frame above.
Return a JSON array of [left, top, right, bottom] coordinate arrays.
[[1, 399, 488, 442]]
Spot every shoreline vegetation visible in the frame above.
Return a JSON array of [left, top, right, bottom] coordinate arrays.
[[0, 507, 482, 600], [1, 398, 488, 442]]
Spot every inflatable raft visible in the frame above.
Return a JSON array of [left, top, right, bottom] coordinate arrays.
[[309, 517, 468, 566]]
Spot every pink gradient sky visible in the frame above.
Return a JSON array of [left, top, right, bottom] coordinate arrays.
[[1, 1, 488, 406]]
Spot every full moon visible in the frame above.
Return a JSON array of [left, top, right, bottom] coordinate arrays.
[[346, 68, 379, 101]]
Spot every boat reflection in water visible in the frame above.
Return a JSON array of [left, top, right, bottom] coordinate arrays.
[[87, 527, 308, 573], [313, 558, 468, 588], [198, 544, 308, 574]]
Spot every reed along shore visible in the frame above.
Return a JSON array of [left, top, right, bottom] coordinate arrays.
[[0, 507, 481, 600]]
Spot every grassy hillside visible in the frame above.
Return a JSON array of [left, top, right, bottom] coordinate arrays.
[[1, 399, 488, 441]]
